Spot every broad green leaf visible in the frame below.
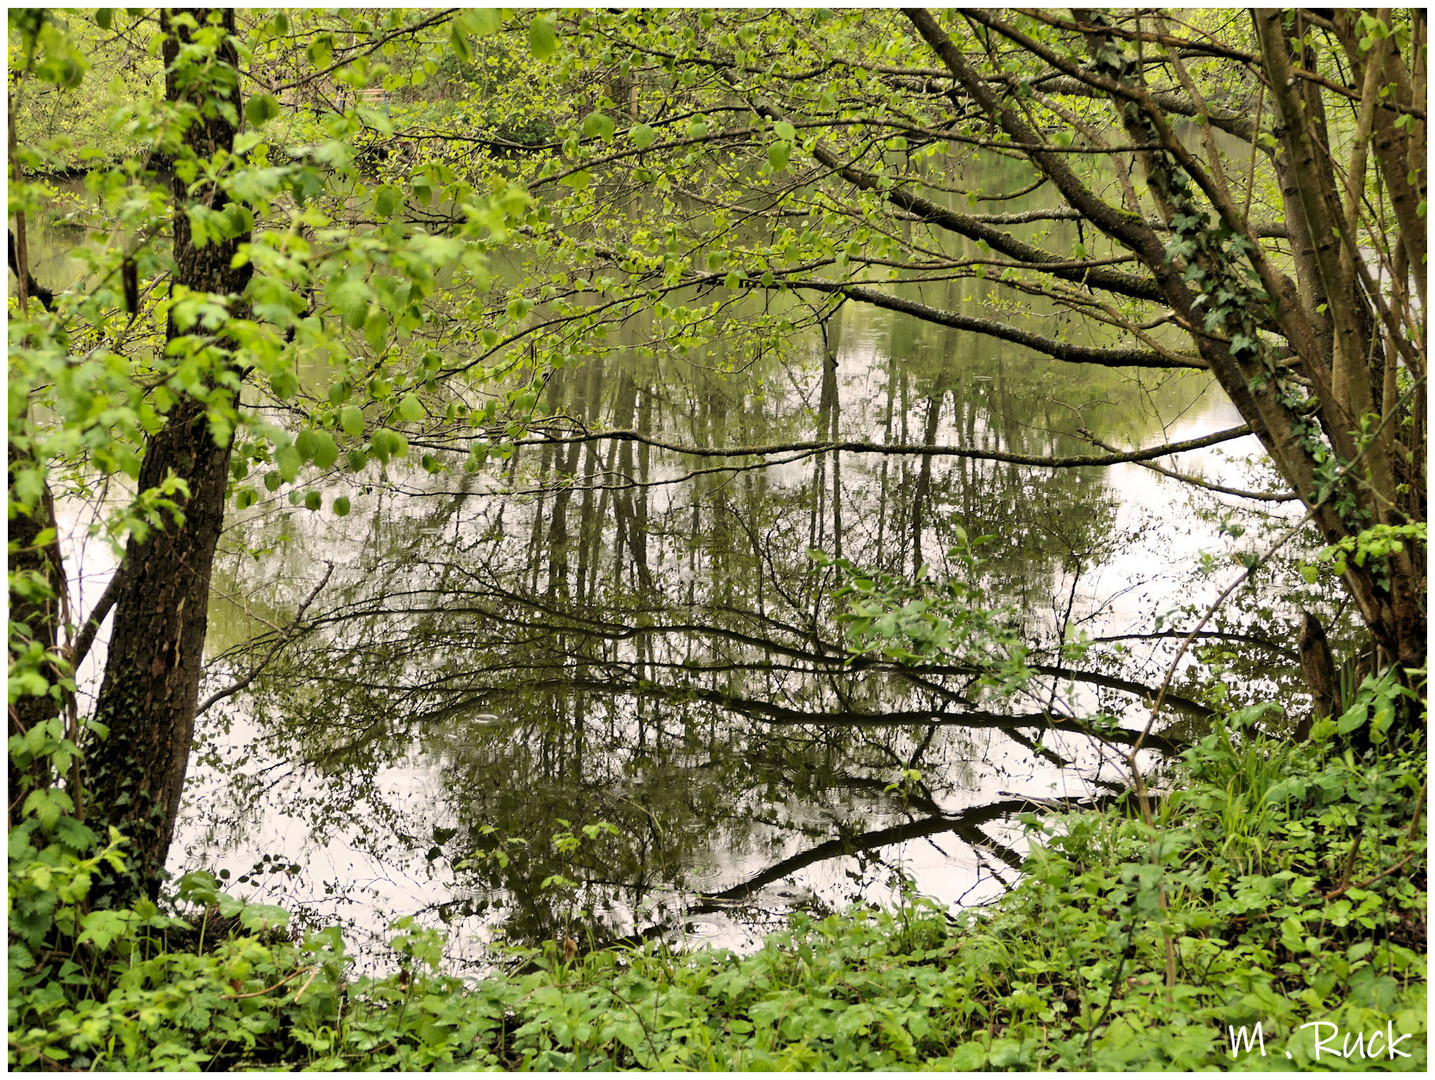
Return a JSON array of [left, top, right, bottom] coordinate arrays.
[[773, 120, 796, 141], [295, 429, 322, 462], [340, 406, 366, 437], [370, 428, 410, 464], [364, 309, 388, 352], [310, 431, 339, 470], [276, 444, 302, 482], [450, 22, 472, 62], [308, 34, 333, 69], [582, 112, 615, 141], [630, 124, 656, 149], [333, 496, 351, 517], [463, 9, 502, 35], [244, 93, 280, 127], [529, 16, 557, 60], [398, 394, 425, 423]]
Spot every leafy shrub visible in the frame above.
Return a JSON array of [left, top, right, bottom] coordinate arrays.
[[10, 680, 1426, 1070]]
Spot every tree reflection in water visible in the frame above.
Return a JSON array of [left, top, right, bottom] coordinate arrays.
[[186, 303, 1299, 964]]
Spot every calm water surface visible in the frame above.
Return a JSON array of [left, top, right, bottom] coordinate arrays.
[[32, 182, 1303, 973]]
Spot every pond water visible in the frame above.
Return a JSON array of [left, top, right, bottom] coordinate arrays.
[[30, 178, 1305, 974]]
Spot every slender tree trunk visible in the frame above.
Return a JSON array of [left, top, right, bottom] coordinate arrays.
[[85, 9, 252, 903], [8, 93, 73, 822], [8, 447, 70, 824]]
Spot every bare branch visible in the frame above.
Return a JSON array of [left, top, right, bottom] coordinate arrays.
[[195, 563, 335, 717], [498, 422, 1255, 470]]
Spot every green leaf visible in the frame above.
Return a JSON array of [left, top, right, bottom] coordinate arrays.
[[370, 429, 409, 464], [630, 124, 656, 149], [333, 496, 351, 517], [398, 394, 425, 423], [364, 309, 388, 352], [305, 491, 323, 511], [463, 9, 502, 36], [95, 9, 112, 30], [1336, 703, 1367, 734], [768, 141, 791, 172], [310, 430, 339, 470], [245, 93, 280, 127], [295, 429, 322, 463], [308, 35, 333, 69], [773, 120, 796, 141], [340, 406, 366, 437], [582, 112, 615, 141], [529, 16, 557, 60], [276, 444, 302, 482], [450, 22, 472, 62]]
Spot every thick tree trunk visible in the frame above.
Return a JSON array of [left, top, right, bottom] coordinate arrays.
[[86, 9, 251, 903]]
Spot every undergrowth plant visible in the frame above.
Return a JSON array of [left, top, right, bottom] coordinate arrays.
[[9, 675, 1425, 1070]]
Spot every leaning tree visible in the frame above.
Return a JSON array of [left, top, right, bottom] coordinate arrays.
[[375, 8, 1423, 682]]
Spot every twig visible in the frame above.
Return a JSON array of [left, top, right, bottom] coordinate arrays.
[[195, 563, 334, 716], [260, 11, 457, 96], [1408, 777, 1427, 841], [1338, 834, 1362, 891], [1086, 910, 1136, 1057], [223, 965, 314, 1000], [1082, 429, 1298, 502], [70, 563, 129, 671], [501, 422, 1255, 468], [291, 966, 321, 1003], [1323, 849, 1422, 902]]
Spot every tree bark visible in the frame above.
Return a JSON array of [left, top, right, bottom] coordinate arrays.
[[85, 8, 252, 904]]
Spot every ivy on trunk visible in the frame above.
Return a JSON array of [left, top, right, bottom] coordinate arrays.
[[84, 8, 254, 903]]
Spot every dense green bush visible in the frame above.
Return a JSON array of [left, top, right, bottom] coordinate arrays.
[[9, 680, 1426, 1070]]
